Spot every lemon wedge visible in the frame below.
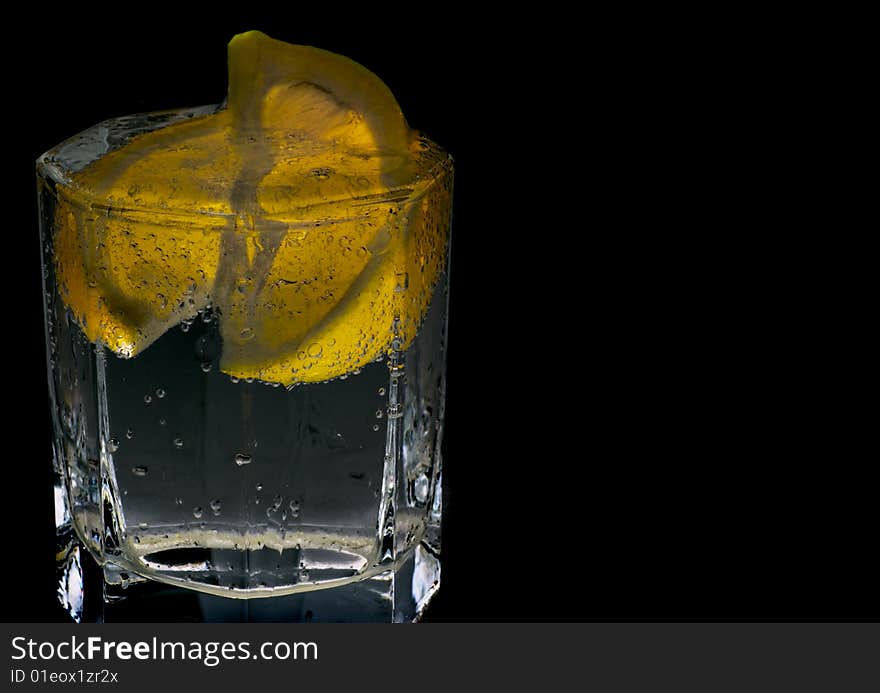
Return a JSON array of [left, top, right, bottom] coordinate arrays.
[[51, 31, 451, 384]]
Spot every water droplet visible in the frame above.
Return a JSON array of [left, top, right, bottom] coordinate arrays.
[[192, 507, 203, 519], [125, 428, 134, 440], [175, 497, 183, 505], [108, 438, 120, 453], [173, 437, 184, 448], [132, 466, 148, 477], [375, 409, 384, 419], [239, 327, 254, 341], [210, 499, 222, 515], [156, 293, 167, 309], [372, 424, 381, 432], [156, 388, 165, 398], [201, 362, 213, 373], [307, 342, 323, 358], [378, 387, 386, 396], [309, 167, 333, 180], [144, 394, 152, 404], [414, 474, 430, 503]]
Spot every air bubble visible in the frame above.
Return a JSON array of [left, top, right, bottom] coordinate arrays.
[[414, 474, 430, 503], [175, 497, 183, 505], [230, 376, 240, 384], [234, 453, 252, 466], [372, 424, 381, 432], [193, 507, 203, 519], [144, 395, 152, 404], [173, 437, 184, 448], [125, 428, 134, 440], [201, 362, 212, 373], [240, 327, 255, 341], [255, 483, 263, 492], [210, 499, 222, 515], [132, 466, 148, 477], [108, 438, 120, 453], [156, 388, 166, 398], [159, 418, 166, 427], [375, 409, 383, 419]]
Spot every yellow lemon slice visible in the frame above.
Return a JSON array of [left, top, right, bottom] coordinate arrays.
[[52, 31, 452, 384]]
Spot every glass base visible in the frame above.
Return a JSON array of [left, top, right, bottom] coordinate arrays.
[[56, 530, 440, 623]]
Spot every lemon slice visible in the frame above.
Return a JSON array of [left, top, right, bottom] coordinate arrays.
[[52, 31, 451, 384]]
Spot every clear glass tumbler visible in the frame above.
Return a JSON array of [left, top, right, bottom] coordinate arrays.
[[37, 44, 452, 621]]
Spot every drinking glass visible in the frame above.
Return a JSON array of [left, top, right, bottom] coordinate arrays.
[[38, 101, 452, 622]]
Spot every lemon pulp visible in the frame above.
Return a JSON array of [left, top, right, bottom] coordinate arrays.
[[50, 31, 451, 385]]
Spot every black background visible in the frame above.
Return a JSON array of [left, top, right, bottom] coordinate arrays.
[[3, 11, 874, 622]]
